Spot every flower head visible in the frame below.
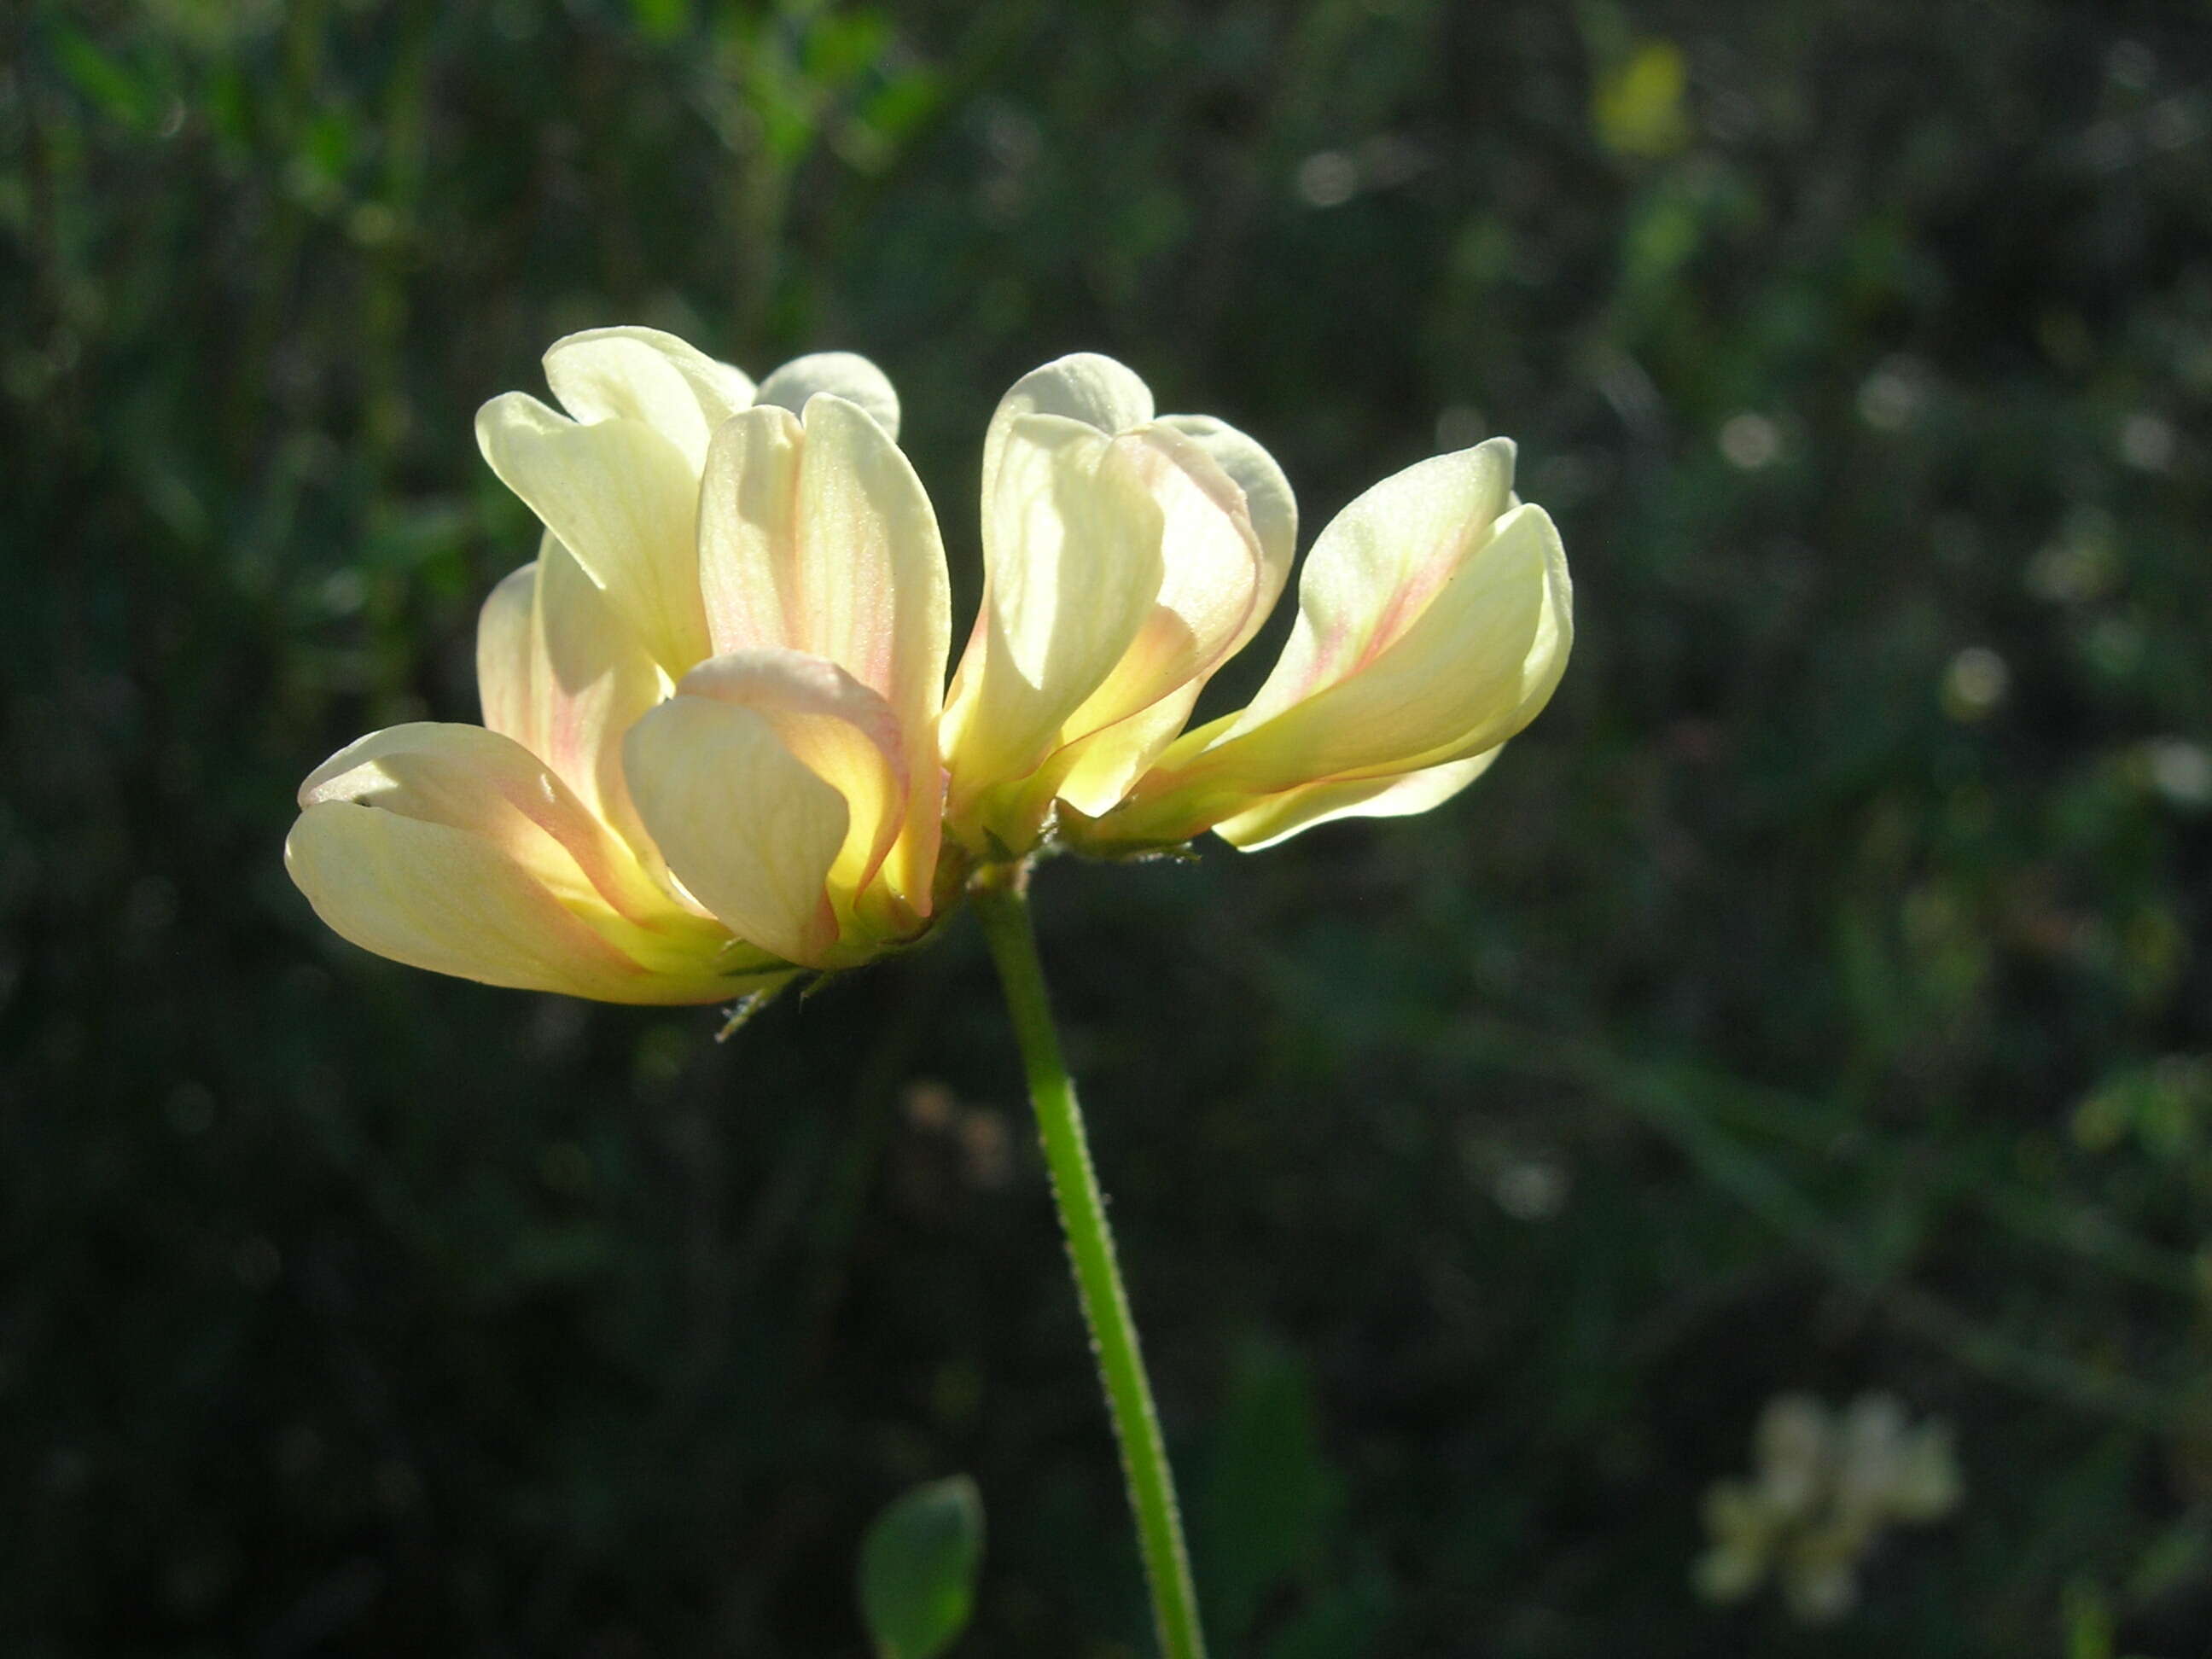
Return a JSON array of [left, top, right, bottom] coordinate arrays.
[[287, 329, 1573, 1002], [1693, 1392, 1963, 1624]]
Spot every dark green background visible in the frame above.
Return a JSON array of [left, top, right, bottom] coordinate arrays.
[[7, 1, 2209, 1654]]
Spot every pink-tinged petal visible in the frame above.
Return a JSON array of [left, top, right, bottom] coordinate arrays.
[[1211, 748, 1503, 851], [1155, 413, 1298, 648], [285, 802, 771, 1004], [622, 690, 849, 969], [1223, 438, 1517, 741], [942, 413, 1164, 814], [673, 649, 918, 919], [1055, 423, 1266, 742], [1210, 502, 1569, 788], [697, 398, 949, 732], [542, 327, 756, 469], [1086, 500, 1569, 848], [696, 404, 804, 660], [476, 536, 666, 865], [754, 352, 901, 440], [299, 722, 676, 928], [475, 392, 710, 673], [1039, 423, 1274, 817]]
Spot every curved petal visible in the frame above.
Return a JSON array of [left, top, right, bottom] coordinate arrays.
[[623, 695, 849, 969], [673, 648, 917, 917], [300, 722, 680, 928], [1211, 748, 1503, 850], [1060, 424, 1266, 731], [755, 352, 901, 441], [543, 326, 757, 469], [1042, 424, 1272, 814], [1193, 502, 1570, 792], [475, 393, 709, 672], [980, 352, 1154, 510], [1086, 499, 1569, 849], [697, 398, 950, 731], [1053, 691, 1203, 818], [286, 802, 767, 1004], [1155, 413, 1298, 649], [476, 536, 666, 863], [1224, 438, 1517, 741], [943, 414, 1165, 803]]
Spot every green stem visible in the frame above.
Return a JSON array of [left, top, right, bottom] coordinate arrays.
[[969, 864, 1207, 1659]]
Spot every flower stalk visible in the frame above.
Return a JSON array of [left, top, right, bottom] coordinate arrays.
[[969, 862, 1207, 1659]]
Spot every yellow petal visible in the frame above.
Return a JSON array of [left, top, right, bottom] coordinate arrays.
[[621, 693, 849, 969], [755, 352, 901, 440], [476, 535, 665, 860], [697, 397, 949, 730], [1053, 691, 1202, 818], [696, 396, 950, 900], [672, 648, 919, 921], [299, 722, 674, 928], [288, 802, 646, 998], [980, 352, 1154, 509], [1211, 748, 1502, 850], [286, 801, 765, 1004], [1060, 426, 1266, 732], [542, 326, 756, 470], [943, 413, 1165, 807], [1227, 438, 1518, 739], [948, 378, 1299, 842], [1155, 413, 1298, 640], [1044, 423, 1276, 815], [1193, 501, 1569, 792], [695, 404, 804, 659], [475, 392, 710, 672]]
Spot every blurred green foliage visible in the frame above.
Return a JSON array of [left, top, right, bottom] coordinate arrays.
[[857, 1475, 985, 1659], [6, 0, 2211, 1654]]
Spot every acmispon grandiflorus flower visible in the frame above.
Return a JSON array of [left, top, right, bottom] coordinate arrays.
[[287, 330, 1572, 1001]]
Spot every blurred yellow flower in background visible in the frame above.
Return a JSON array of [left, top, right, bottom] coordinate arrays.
[[287, 329, 1573, 1002]]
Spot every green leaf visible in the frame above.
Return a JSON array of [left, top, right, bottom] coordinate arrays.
[[858, 1476, 984, 1659]]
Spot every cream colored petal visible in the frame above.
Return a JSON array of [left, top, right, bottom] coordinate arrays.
[[981, 352, 1154, 509], [476, 536, 665, 857], [1053, 690, 1202, 818], [696, 404, 804, 661], [1036, 424, 1273, 817], [755, 352, 901, 440], [793, 396, 950, 740], [543, 326, 756, 469], [1225, 437, 1517, 740], [1055, 424, 1265, 737], [474, 560, 541, 748], [673, 648, 916, 915], [475, 393, 709, 672], [300, 722, 674, 927], [287, 801, 678, 1000], [622, 694, 848, 968], [1211, 748, 1502, 850], [944, 413, 1166, 794], [1204, 502, 1569, 792], [1155, 413, 1297, 647], [697, 398, 950, 735], [1085, 502, 1569, 848]]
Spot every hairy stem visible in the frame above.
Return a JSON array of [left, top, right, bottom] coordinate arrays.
[[969, 864, 1207, 1659]]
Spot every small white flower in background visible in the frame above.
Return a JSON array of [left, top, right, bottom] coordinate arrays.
[[1694, 1391, 1962, 1624]]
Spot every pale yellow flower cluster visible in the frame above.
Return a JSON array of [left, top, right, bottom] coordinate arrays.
[[287, 329, 1572, 1003], [1695, 1392, 1962, 1623]]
